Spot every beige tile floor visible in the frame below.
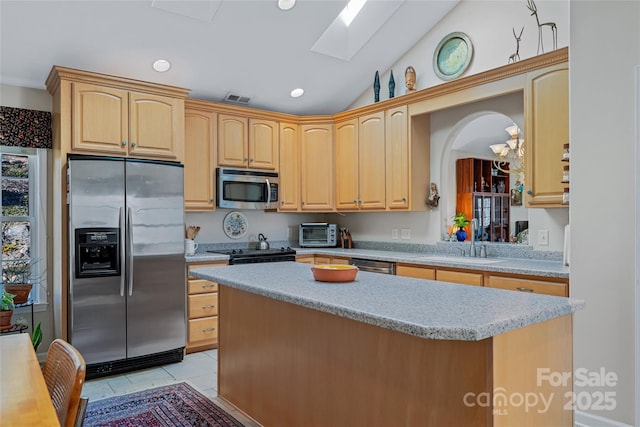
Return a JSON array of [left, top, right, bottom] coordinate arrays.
[[82, 349, 218, 402]]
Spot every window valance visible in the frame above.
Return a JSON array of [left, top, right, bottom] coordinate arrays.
[[0, 106, 52, 149]]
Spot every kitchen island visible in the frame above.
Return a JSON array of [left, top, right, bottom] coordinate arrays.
[[191, 262, 584, 427]]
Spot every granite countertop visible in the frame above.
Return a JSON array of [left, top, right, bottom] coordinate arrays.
[[190, 262, 584, 341], [186, 247, 569, 279]]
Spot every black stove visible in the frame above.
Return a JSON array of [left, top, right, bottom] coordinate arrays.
[[207, 247, 296, 265]]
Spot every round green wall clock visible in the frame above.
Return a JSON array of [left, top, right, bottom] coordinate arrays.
[[433, 32, 473, 81]]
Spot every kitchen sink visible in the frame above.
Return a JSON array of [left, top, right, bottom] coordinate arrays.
[[410, 256, 504, 265]]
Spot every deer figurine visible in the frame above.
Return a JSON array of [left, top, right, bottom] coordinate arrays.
[[508, 27, 524, 63], [526, 0, 557, 54]]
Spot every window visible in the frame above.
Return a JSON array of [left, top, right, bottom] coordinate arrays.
[[1, 147, 45, 304]]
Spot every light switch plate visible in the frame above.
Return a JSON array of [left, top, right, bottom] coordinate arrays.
[[392, 228, 398, 239], [401, 228, 411, 239]]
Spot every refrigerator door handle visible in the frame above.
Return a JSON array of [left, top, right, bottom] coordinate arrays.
[[119, 207, 126, 297], [127, 207, 134, 296]]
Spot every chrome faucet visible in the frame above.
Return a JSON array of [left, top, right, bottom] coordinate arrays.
[[469, 218, 478, 257]]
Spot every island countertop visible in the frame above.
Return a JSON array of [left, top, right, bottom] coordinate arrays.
[[190, 262, 584, 341]]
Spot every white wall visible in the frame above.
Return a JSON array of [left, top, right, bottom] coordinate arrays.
[[186, 211, 319, 246], [570, 1, 639, 425], [350, 0, 569, 108], [0, 84, 51, 111]]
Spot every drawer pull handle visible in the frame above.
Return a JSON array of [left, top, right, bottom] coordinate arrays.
[[202, 328, 216, 332], [202, 305, 215, 309], [202, 284, 215, 289], [516, 287, 535, 292]]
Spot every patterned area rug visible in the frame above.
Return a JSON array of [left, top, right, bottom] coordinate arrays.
[[84, 382, 244, 427]]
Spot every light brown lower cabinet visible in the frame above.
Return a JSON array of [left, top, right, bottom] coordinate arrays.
[[396, 263, 436, 280], [295, 255, 315, 264], [297, 255, 350, 265], [436, 269, 483, 286], [396, 263, 568, 296], [487, 275, 568, 297], [186, 261, 227, 353]]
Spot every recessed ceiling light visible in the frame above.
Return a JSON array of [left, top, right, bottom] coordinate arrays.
[[153, 59, 171, 72], [278, 0, 296, 11], [290, 88, 304, 98]]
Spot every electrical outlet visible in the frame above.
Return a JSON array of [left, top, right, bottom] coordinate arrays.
[[392, 228, 398, 239], [401, 228, 411, 240], [538, 229, 549, 246]]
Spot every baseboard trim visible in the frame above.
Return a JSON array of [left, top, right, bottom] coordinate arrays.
[[574, 410, 633, 427]]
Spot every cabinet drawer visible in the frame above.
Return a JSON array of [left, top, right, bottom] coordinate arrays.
[[188, 317, 218, 343], [487, 276, 568, 297], [396, 264, 436, 280], [436, 270, 483, 286], [314, 256, 331, 264], [188, 279, 218, 294], [295, 255, 315, 264], [188, 293, 219, 318], [330, 257, 350, 265]]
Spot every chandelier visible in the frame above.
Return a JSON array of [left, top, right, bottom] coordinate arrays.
[[490, 123, 524, 182]]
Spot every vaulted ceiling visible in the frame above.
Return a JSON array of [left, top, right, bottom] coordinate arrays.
[[0, 0, 460, 115]]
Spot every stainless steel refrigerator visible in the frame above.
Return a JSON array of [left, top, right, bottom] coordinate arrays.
[[67, 155, 186, 378]]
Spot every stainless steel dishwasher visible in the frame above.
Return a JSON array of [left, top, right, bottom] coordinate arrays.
[[349, 258, 396, 275]]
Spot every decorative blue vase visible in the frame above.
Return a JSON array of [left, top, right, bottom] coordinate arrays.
[[456, 228, 467, 242], [373, 71, 380, 102]]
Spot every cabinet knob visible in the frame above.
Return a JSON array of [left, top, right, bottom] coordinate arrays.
[[527, 189, 533, 195], [281, 200, 285, 204], [121, 141, 127, 146], [244, 157, 249, 161], [130, 141, 137, 148], [301, 200, 305, 205], [516, 287, 535, 293], [402, 197, 407, 202], [209, 198, 215, 203], [250, 158, 254, 162]]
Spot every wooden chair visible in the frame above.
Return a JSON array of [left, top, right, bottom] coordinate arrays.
[[42, 339, 87, 427]]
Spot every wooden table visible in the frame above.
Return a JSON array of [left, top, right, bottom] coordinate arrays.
[[0, 334, 59, 425]]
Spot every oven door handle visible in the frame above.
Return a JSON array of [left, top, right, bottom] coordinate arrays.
[[265, 178, 271, 209]]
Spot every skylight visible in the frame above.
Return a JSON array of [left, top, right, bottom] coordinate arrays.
[[311, 0, 405, 61], [340, 0, 367, 26]]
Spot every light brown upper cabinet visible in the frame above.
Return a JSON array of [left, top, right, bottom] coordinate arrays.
[[524, 63, 569, 208], [334, 118, 359, 210], [184, 101, 217, 211], [334, 114, 388, 211], [71, 82, 184, 161], [300, 123, 334, 211], [218, 114, 279, 170], [278, 122, 300, 211], [385, 105, 410, 209]]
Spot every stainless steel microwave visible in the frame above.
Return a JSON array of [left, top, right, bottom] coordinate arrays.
[[299, 223, 337, 247], [216, 168, 279, 210]]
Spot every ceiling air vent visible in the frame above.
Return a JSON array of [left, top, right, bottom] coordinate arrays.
[[223, 93, 251, 105]]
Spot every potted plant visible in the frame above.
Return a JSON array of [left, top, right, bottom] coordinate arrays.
[[2, 260, 37, 304], [0, 288, 16, 330], [452, 212, 471, 242]]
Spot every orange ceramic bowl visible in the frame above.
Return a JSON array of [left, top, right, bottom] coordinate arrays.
[[311, 264, 359, 282]]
